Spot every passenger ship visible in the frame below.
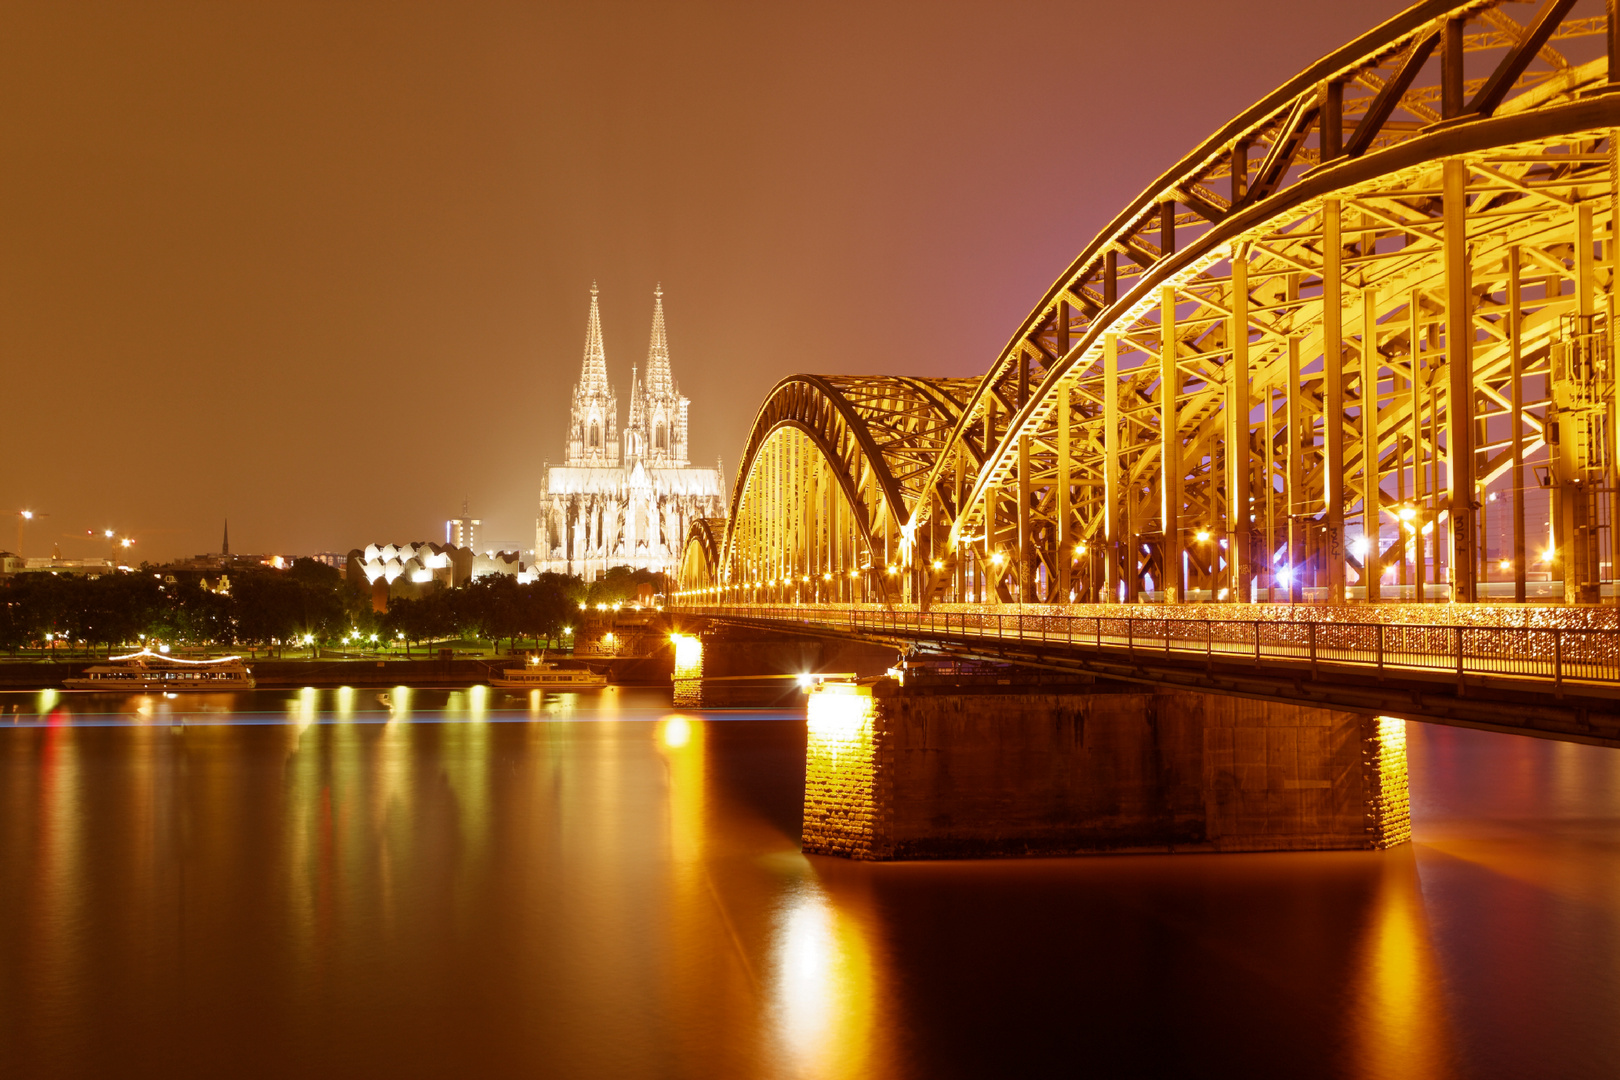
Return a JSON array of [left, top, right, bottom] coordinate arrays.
[[64, 649, 256, 691], [489, 655, 608, 690]]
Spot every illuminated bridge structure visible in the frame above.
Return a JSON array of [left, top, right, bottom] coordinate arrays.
[[678, 0, 1620, 744]]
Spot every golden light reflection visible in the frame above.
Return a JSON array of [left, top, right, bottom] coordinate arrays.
[[385, 686, 411, 722], [661, 715, 691, 749], [769, 877, 881, 1079], [335, 685, 354, 723], [1351, 852, 1455, 1079], [289, 686, 318, 740]]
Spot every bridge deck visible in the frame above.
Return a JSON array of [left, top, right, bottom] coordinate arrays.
[[680, 603, 1620, 745]]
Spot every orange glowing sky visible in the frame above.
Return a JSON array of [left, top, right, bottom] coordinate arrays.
[[0, 1, 1406, 560]]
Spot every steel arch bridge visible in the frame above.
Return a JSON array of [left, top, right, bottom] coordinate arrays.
[[682, 0, 1620, 619]]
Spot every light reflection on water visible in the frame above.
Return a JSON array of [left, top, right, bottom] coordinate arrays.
[[1, 686, 1618, 1078]]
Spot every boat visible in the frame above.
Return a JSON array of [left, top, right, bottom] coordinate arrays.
[[64, 649, 256, 691], [490, 654, 609, 689]]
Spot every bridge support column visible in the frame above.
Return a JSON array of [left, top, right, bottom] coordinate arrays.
[[802, 679, 1410, 860]]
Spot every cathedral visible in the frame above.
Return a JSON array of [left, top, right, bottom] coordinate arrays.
[[534, 285, 726, 581]]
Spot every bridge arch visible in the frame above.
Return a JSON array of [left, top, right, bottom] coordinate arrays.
[[714, 374, 976, 604], [683, 0, 1620, 612], [677, 517, 727, 593]]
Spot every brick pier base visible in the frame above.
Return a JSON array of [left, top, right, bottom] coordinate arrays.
[[801, 679, 1410, 860]]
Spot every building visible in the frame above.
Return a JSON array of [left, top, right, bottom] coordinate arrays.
[[446, 500, 480, 551], [535, 285, 726, 579], [346, 542, 531, 607]]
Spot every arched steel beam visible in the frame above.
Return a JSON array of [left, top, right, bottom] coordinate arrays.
[[721, 374, 975, 570], [678, 517, 726, 588], [958, 90, 1620, 538], [912, 0, 1609, 526]]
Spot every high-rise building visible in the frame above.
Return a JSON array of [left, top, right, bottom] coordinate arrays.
[[446, 499, 480, 551], [535, 285, 725, 579]]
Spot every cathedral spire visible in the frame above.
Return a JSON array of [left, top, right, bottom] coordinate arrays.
[[644, 283, 673, 397], [579, 281, 609, 395], [626, 364, 645, 462], [565, 281, 619, 467]]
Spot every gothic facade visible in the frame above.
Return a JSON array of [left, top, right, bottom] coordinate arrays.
[[535, 285, 726, 581]]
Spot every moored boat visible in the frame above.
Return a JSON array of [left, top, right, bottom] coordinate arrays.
[[490, 655, 608, 689], [65, 649, 257, 691]]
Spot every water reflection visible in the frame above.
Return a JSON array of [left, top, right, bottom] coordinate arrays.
[[1351, 851, 1456, 1079], [770, 874, 882, 1079], [2, 690, 1620, 1077]]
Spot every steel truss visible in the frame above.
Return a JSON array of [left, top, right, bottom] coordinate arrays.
[[684, 0, 1620, 612]]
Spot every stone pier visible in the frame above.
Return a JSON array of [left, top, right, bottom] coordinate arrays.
[[802, 678, 1410, 860]]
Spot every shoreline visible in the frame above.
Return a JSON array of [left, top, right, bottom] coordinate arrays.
[[0, 655, 676, 690]]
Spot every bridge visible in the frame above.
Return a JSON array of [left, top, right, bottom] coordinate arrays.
[[671, 0, 1620, 858]]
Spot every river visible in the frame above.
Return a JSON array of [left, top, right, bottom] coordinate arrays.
[[0, 685, 1615, 1078]]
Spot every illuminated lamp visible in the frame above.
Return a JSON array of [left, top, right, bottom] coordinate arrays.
[[1195, 530, 1211, 543], [932, 560, 943, 570]]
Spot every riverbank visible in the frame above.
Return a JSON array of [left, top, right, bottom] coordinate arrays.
[[0, 654, 675, 690]]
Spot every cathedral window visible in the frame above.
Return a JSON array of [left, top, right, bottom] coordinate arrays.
[[655, 422, 666, 451], [590, 422, 601, 449]]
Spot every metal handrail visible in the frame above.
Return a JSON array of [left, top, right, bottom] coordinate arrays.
[[678, 602, 1620, 688]]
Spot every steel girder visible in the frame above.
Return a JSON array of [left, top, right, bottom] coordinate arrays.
[[677, 517, 727, 589], [711, 374, 975, 602], [685, 0, 1620, 612]]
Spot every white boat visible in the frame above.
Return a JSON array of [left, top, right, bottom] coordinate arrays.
[[490, 656, 608, 689], [64, 649, 256, 691]]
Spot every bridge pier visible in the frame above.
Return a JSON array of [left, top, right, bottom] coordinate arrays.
[[803, 677, 1409, 860]]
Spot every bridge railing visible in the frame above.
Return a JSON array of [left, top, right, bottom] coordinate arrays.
[[683, 605, 1620, 689]]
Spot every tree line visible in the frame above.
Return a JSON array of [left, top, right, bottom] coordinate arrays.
[[0, 559, 668, 658]]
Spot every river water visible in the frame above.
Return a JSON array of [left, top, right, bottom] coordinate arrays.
[[0, 685, 1616, 1079]]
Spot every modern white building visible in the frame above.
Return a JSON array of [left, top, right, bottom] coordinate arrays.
[[535, 285, 726, 579]]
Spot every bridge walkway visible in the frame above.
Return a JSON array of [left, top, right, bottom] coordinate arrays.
[[679, 603, 1620, 746]]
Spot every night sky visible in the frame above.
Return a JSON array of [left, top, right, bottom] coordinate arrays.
[[1, 1, 1408, 561]]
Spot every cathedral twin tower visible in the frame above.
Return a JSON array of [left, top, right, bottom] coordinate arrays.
[[565, 283, 690, 469], [535, 285, 726, 579]]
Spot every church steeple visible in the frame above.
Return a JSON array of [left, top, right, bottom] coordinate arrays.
[[578, 281, 609, 395], [638, 284, 690, 467], [625, 364, 645, 461], [644, 283, 673, 398], [565, 282, 619, 466], [222, 519, 229, 557]]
